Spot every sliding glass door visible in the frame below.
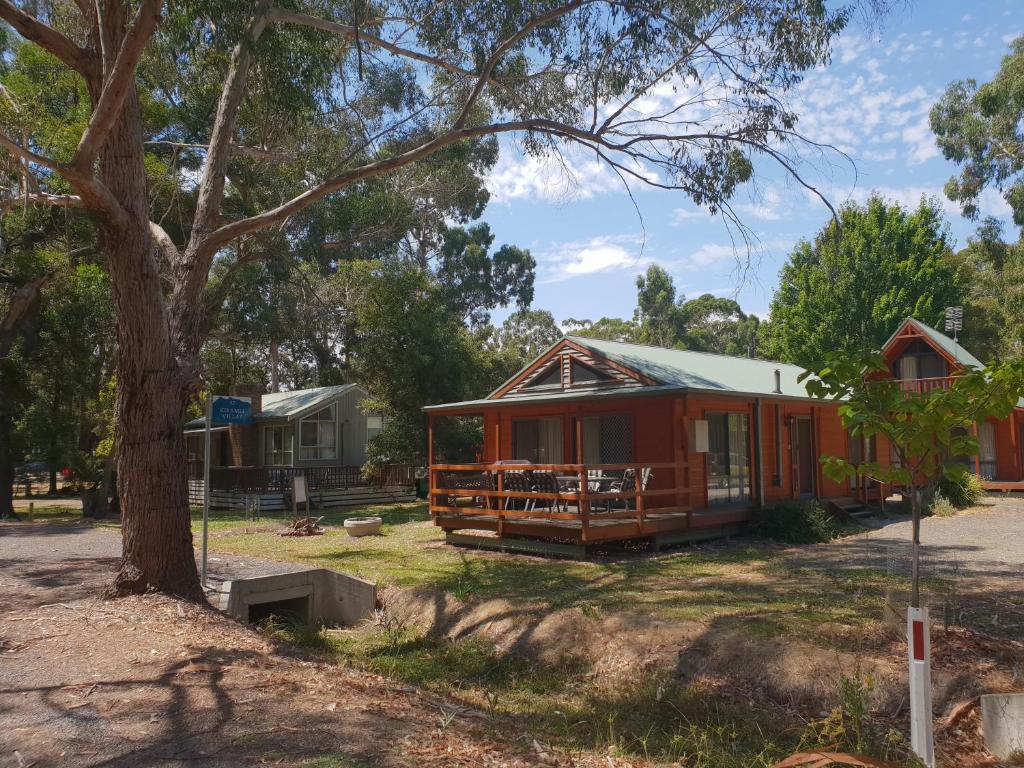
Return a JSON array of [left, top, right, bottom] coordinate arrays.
[[706, 413, 751, 506]]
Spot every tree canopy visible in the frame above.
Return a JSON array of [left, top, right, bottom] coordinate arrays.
[[931, 36, 1024, 226], [762, 195, 963, 368]]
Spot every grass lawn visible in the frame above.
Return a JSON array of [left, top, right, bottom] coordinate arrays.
[[197, 502, 911, 642], [199, 502, 929, 766]]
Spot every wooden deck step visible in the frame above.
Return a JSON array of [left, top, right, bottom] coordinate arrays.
[[826, 496, 872, 520]]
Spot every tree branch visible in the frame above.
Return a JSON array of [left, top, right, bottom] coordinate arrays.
[[71, 0, 162, 171], [0, 192, 84, 209], [452, 0, 589, 129], [188, 0, 274, 242], [0, 129, 62, 172], [0, 1, 94, 79], [144, 140, 295, 162]]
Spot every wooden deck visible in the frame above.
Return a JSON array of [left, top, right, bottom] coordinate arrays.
[[982, 479, 1024, 492], [429, 461, 749, 549]]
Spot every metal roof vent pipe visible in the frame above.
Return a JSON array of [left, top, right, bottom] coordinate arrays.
[[772, 369, 782, 395]]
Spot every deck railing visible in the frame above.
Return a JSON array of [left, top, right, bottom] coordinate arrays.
[[898, 375, 958, 393], [428, 461, 691, 536], [188, 462, 415, 492]]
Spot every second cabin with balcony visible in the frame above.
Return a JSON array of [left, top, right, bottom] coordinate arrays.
[[424, 316, 1024, 555]]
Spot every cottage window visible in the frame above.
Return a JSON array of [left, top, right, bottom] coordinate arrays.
[[299, 405, 337, 460], [263, 425, 293, 466], [366, 414, 385, 442], [511, 417, 563, 463], [706, 413, 751, 506]]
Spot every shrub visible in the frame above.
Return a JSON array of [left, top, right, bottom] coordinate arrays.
[[936, 471, 985, 509], [930, 492, 956, 518], [751, 500, 841, 544]]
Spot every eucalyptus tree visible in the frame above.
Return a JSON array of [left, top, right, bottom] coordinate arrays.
[[931, 36, 1024, 227], [0, 0, 872, 599]]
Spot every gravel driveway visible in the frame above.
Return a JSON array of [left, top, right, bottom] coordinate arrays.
[[0, 521, 306, 600], [787, 496, 1024, 582]]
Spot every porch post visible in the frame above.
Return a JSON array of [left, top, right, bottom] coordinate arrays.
[[673, 397, 686, 510], [754, 398, 765, 509], [973, 421, 981, 477], [576, 418, 589, 543], [427, 414, 435, 516]]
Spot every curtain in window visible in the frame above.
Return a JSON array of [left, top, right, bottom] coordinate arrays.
[[899, 355, 918, 380], [978, 422, 997, 479]]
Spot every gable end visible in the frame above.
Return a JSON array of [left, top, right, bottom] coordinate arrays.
[[490, 339, 656, 400]]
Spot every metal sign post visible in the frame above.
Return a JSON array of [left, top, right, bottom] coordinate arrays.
[[908, 606, 935, 767], [201, 396, 212, 589], [201, 395, 252, 590]]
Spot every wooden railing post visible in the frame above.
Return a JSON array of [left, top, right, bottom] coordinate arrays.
[[578, 465, 590, 543], [496, 469, 505, 537], [634, 465, 645, 534]]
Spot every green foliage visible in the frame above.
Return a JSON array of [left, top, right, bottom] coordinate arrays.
[[340, 260, 512, 466], [752, 500, 841, 544], [763, 195, 963, 368], [635, 265, 678, 347], [936, 471, 985, 510], [563, 316, 640, 343], [931, 36, 1024, 226], [929, 493, 956, 518], [947, 218, 1024, 361], [592, 265, 763, 354], [494, 309, 562, 360]]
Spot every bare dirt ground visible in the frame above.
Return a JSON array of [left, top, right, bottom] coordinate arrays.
[[2, 499, 1022, 767], [0, 522, 618, 768], [789, 496, 1024, 579]]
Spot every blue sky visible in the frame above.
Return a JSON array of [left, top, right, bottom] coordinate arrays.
[[480, 1, 1021, 327]]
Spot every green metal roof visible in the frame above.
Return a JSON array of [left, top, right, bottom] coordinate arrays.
[[424, 337, 820, 412], [565, 336, 812, 396], [184, 384, 361, 431], [886, 317, 985, 370]]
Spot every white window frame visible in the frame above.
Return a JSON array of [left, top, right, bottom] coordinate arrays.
[[263, 425, 293, 466], [299, 404, 338, 461], [366, 414, 385, 442]]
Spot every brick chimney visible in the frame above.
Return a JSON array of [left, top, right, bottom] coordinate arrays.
[[228, 384, 263, 467]]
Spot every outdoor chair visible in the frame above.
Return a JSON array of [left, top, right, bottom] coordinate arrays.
[[605, 468, 652, 511], [502, 470, 534, 511], [531, 471, 567, 514]]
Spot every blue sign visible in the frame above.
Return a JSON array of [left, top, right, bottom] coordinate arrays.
[[211, 395, 252, 424]]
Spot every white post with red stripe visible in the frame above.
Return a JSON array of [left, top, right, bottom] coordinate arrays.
[[907, 606, 935, 768]]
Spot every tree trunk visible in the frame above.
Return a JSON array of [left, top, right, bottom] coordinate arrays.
[[910, 486, 921, 608], [48, 463, 57, 494], [0, 415, 18, 520], [104, 223, 202, 601], [97, 13, 202, 601]]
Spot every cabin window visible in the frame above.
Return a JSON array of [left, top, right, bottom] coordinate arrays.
[[511, 417, 563, 463], [366, 414, 385, 442], [978, 421, 996, 479], [577, 413, 633, 464], [524, 363, 562, 388], [847, 433, 876, 489], [299, 405, 337, 460], [570, 359, 613, 385], [706, 413, 751, 506], [263, 425, 294, 466], [893, 340, 946, 380]]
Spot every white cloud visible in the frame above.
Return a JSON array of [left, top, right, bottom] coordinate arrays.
[[671, 207, 711, 223], [901, 115, 939, 164], [538, 234, 649, 282], [1003, 32, 1022, 44]]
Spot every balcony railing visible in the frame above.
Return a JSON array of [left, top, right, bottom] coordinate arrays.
[[429, 461, 691, 528], [898, 375, 958, 393], [188, 462, 415, 492]]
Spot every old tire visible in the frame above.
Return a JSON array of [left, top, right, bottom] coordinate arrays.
[[344, 516, 382, 537]]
